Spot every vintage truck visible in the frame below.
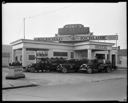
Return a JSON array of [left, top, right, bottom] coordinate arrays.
[[79, 59, 113, 73], [24, 58, 66, 73], [56, 59, 82, 73]]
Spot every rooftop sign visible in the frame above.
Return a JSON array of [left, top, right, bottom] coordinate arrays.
[[34, 35, 118, 41]]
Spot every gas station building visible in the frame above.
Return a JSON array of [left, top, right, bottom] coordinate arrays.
[[10, 24, 118, 67]]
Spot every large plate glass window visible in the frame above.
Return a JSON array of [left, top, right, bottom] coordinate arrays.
[[53, 52, 68, 56]]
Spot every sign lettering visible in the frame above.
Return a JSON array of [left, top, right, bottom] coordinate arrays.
[[95, 45, 107, 50], [34, 35, 118, 41]]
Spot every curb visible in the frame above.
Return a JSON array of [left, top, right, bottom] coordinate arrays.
[[117, 69, 127, 71], [2, 83, 38, 90]]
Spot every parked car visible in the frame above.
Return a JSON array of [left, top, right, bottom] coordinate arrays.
[[24, 61, 49, 73], [9, 61, 22, 66], [98, 59, 113, 73], [24, 58, 66, 73], [79, 59, 113, 73], [56, 59, 82, 73]]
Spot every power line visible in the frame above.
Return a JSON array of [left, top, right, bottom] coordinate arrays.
[[23, 4, 74, 39], [27, 4, 74, 19]]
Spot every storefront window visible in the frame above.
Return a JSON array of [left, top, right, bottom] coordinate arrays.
[[53, 52, 68, 56], [29, 55, 35, 60], [36, 51, 48, 57], [71, 52, 74, 58]]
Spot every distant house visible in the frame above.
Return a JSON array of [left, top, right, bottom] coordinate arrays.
[[117, 49, 127, 69], [2, 45, 12, 67]]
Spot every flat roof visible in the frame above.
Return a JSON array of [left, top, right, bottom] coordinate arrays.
[[10, 39, 74, 47], [10, 39, 115, 47]]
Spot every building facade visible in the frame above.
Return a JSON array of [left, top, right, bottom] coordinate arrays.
[[117, 49, 127, 68], [2, 45, 12, 66], [10, 24, 119, 67]]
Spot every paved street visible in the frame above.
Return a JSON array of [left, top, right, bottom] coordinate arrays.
[[2, 68, 127, 101]]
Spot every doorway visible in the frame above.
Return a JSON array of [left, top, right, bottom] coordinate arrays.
[[112, 54, 116, 67]]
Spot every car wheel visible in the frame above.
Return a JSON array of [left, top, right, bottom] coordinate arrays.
[[87, 67, 93, 74], [62, 67, 68, 73], [57, 64, 62, 72], [106, 67, 111, 73], [30, 68, 35, 73], [80, 64, 87, 70], [57, 65, 60, 70]]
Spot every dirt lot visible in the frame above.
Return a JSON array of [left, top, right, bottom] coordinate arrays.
[[22, 69, 127, 86], [2, 68, 127, 101]]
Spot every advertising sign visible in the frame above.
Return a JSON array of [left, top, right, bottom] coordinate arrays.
[[34, 35, 118, 41], [34, 37, 62, 41], [95, 45, 107, 50]]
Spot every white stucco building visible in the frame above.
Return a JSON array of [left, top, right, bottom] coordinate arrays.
[[2, 45, 12, 66], [10, 24, 119, 67], [117, 49, 127, 68]]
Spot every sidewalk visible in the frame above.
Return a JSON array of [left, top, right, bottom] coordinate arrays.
[[2, 78, 38, 90], [117, 66, 127, 70], [2, 68, 38, 90]]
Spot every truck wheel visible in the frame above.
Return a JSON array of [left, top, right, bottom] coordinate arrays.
[[87, 67, 93, 74], [106, 67, 111, 73], [62, 67, 68, 73], [30, 68, 35, 73]]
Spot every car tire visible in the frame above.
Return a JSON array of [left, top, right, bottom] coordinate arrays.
[[87, 67, 93, 74], [106, 67, 111, 73], [30, 68, 35, 73], [62, 67, 68, 73]]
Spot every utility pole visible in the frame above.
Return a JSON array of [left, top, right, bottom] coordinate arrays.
[[23, 17, 25, 39], [115, 33, 119, 65], [116, 33, 118, 48]]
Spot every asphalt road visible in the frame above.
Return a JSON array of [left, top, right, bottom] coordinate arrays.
[[2, 68, 127, 101]]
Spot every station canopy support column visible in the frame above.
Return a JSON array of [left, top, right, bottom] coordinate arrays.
[[88, 49, 92, 60], [22, 47, 27, 67], [108, 50, 112, 62], [12, 49, 16, 63]]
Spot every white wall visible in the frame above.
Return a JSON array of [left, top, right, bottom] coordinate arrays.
[[14, 48, 73, 66], [26, 51, 36, 65], [117, 56, 127, 68], [2, 45, 12, 66], [2, 58, 10, 66], [75, 50, 88, 59], [15, 50, 36, 65]]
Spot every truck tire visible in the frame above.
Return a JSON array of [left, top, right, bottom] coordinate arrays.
[[87, 67, 93, 74], [106, 67, 111, 73], [30, 68, 35, 73], [62, 67, 68, 73]]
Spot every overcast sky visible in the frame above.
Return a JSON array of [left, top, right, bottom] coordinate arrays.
[[2, 2, 127, 49]]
